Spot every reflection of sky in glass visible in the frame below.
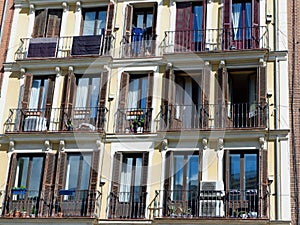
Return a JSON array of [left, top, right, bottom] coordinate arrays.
[[245, 154, 257, 189], [230, 154, 240, 189], [17, 157, 29, 187], [187, 155, 198, 190], [29, 157, 43, 191], [173, 155, 184, 187]]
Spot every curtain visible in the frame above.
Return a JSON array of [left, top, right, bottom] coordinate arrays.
[[120, 158, 133, 202], [133, 158, 142, 202], [75, 78, 89, 108], [127, 79, 139, 109], [140, 77, 148, 109], [90, 77, 100, 118], [245, 2, 252, 39], [29, 80, 41, 109], [193, 5, 203, 42], [232, 3, 242, 40], [97, 11, 107, 35], [83, 11, 96, 35], [80, 154, 92, 190]]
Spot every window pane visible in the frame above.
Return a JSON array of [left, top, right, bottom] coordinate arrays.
[[173, 155, 184, 200], [28, 157, 43, 197], [16, 157, 29, 188], [80, 154, 92, 190], [127, 78, 139, 109], [140, 77, 148, 109], [96, 10, 107, 35], [186, 155, 198, 201], [66, 155, 80, 190], [75, 78, 89, 108], [146, 13, 153, 28], [229, 154, 240, 189], [133, 157, 142, 202], [90, 77, 100, 117], [136, 13, 144, 28], [83, 11, 96, 35], [193, 5, 202, 42], [41, 79, 49, 110], [29, 80, 41, 109], [120, 157, 133, 202], [244, 154, 257, 190]]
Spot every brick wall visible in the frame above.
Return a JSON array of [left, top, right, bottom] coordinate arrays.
[[0, 0, 14, 95], [288, 1, 300, 224]]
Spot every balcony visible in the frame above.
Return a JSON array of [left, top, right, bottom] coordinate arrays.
[[148, 189, 267, 219], [1, 189, 100, 218], [115, 108, 153, 134], [4, 106, 108, 133], [159, 103, 267, 131], [162, 26, 268, 54], [15, 34, 115, 60], [120, 34, 157, 58], [108, 191, 148, 219]]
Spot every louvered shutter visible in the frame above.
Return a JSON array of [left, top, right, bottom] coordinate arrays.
[[260, 149, 268, 217], [55, 152, 67, 193], [61, 72, 76, 129], [97, 71, 108, 130], [258, 66, 266, 126], [22, 74, 33, 109], [46, 9, 62, 38], [87, 150, 100, 216], [223, 0, 232, 49], [163, 151, 173, 215], [5, 153, 17, 214], [176, 2, 193, 50], [140, 152, 149, 218], [111, 152, 122, 193], [161, 69, 170, 130], [202, 68, 210, 128], [224, 150, 230, 217], [145, 72, 154, 132], [105, 3, 115, 35], [116, 72, 129, 132], [215, 67, 228, 128], [125, 4, 133, 35], [33, 9, 47, 38], [45, 76, 55, 120], [40, 153, 56, 217], [152, 3, 157, 38]]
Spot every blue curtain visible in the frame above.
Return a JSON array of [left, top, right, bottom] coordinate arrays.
[[193, 5, 203, 42], [232, 3, 242, 40], [245, 2, 252, 39]]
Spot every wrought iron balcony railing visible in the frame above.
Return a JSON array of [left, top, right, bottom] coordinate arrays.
[[1, 189, 100, 218], [148, 189, 267, 219], [120, 34, 157, 58], [159, 102, 267, 131], [163, 26, 268, 53], [115, 108, 153, 134], [15, 34, 115, 60], [108, 191, 148, 219], [4, 106, 108, 133]]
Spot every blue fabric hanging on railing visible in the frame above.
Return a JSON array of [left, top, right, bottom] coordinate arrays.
[[132, 27, 143, 55]]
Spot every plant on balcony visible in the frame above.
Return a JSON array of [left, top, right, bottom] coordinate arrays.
[[130, 118, 144, 133], [30, 206, 36, 218], [21, 208, 27, 218], [65, 118, 73, 131], [178, 206, 192, 218], [168, 202, 177, 218]]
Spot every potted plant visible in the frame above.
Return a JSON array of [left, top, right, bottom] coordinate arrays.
[[136, 118, 144, 133], [30, 206, 36, 218], [14, 209, 21, 218], [66, 118, 73, 131], [168, 202, 177, 218], [21, 208, 27, 218]]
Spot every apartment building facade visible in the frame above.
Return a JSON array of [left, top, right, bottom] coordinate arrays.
[[0, 0, 291, 225]]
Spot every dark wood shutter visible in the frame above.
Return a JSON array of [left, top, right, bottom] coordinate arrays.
[[146, 71, 154, 130], [105, 3, 115, 35], [176, 2, 193, 50], [202, 68, 210, 105], [260, 149, 268, 217], [45, 76, 55, 119], [141, 152, 149, 217], [99, 71, 108, 108], [116, 72, 129, 132], [22, 74, 33, 109], [215, 67, 228, 128], [163, 151, 173, 215], [40, 153, 56, 217], [125, 4, 133, 35], [258, 66, 266, 104], [87, 150, 100, 216], [111, 152, 122, 193], [198, 150, 203, 189], [253, 0, 259, 26], [223, 0, 231, 28], [55, 152, 67, 192], [224, 150, 230, 217], [33, 9, 47, 38], [46, 9, 62, 37], [152, 3, 157, 38], [61, 72, 76, 129]]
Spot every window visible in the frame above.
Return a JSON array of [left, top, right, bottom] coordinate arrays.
[[14, 155, 44, 198], [127, 74, 148, 110], [176, 2, 205, 51], [123, 3, 157, 57], [82, 8, 107, 35], [65, 153, 92, 191], [110, 152, 148, 218], [32, 9, 62, 38], [232, 0, 252, 40]]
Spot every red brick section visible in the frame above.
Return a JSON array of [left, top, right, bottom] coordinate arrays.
[[0, 0, 14, 95], [289, 0, 300, 224]]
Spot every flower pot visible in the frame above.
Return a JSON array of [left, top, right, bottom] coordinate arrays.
[[21, 211, 27, 218], [58, 212, 63, 217], [15, 211, 20, 218]]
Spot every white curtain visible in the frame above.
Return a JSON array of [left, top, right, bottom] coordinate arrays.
[[75, 78, 89, 108], [90, 77, 100, 118], [232, 3, 242, 40], [127, 79, 139, 109], [83, 11, 96, 35], [29, 80, 41, 109], [120, 158, 133, 202]]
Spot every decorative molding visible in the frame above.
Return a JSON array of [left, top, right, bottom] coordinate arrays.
[[20, 68, 26, 78], [202, 138, 208, 150], [62, 2, 68, 12], [217, 138, 224, 150], [44, 140, 50, 151], [59, 140, 65, 151], [259, 137, 265, 149], [166, 62, 173, 69], [96, 139, 102, 150], [76, 1, 81, 12], [259, 58, 266, 67], [219, 60, 225, 68], [68, 66, 74, 73], [29, 4, 35, 14], [55, 66, 61, 77], [162, 139, 168, 151], [9, 141, 15, 151]]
